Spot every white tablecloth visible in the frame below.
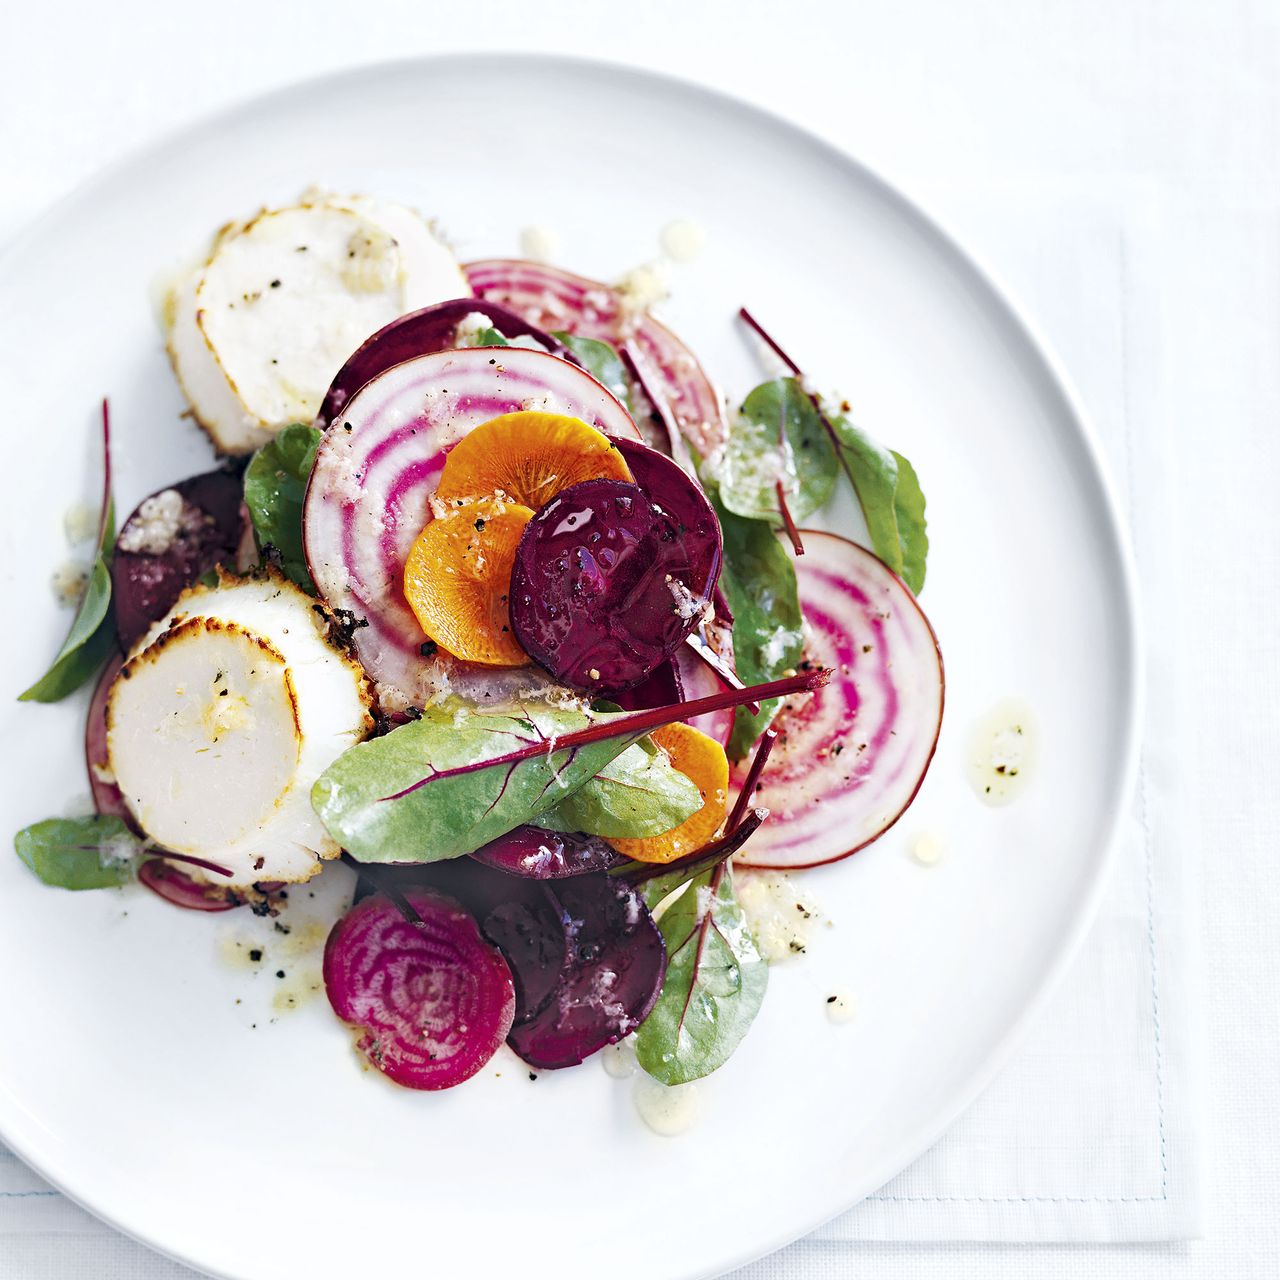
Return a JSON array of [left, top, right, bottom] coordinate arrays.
[[3, 2, 1276, 1276]]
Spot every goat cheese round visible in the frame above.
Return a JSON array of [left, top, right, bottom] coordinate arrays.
[[167, 193, 470, 454], [106, 572, 373, 886]]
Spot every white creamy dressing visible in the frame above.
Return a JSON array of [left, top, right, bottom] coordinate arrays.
[[824, 987, 858, 1025], [735, 871, 822, 962], [633, 1074, 701, 1136], [967, 698, 1038, 806], [518, 224, 559, 263]]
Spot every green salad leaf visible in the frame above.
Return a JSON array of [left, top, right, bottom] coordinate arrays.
[[244, 423, 322, 592], [312, 699, 656, 863], [470, 326, 510, 347], [635, 867, 768, 1084], [536, 737, 701, 839], [890, 449, 929, 596], [713, 368, 930, 595], [15, 815, 141, 889], [20, 407, 117, 703], [810, 393, 928, 595], [717, 377, 836, 524], [708, 491, 804, 759], [552, 331, 633, 411]]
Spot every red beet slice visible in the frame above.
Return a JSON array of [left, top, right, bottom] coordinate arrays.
[[506, 875, 666, 1070], [509, 478, 720, 693], [480, 889, 572, 1025], [348, 858, 571, 1025], [465, 259, 727, 456], [324, 889, 515, 1091], [315, 298, 582, 429], [613, 438, 721, 579], [734, 530, 944, 869], [138, 859, 240, 912], [469, 825, 623, 880], [113, 469, 246, 650]]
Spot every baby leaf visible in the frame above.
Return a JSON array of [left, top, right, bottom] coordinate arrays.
[[20, 401, 117, 704], [717, 378, 836, 525], [312, 701, 631, 864], [244, 423, 322, 592], [470, 326, 510, 347], [709, 492, 804, 759], [15, 815, 141, 890], [734, 308, 928, 593], [635, 866, 768, 1084], [890, 449, 929, 595], [552, 331, 633, 411], [536, 738, 701, 839], [315, 672, 827, 864]]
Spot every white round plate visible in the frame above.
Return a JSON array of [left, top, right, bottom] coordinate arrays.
[[0, 56, 1139, 1280]]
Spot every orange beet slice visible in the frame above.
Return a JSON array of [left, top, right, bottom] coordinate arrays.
[[403, 498, 534, 666], [435, 412, 632, 510], [608, 723, 730, 864]]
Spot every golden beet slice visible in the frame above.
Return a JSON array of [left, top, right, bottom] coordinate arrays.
[[403, 498, 534, 667], [435, 412, 632, 509], [608, 723, 730, 864]]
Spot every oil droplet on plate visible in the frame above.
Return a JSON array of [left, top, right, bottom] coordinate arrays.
[[967, 698, 1038, 806], [634, 1074, 701, 1136]]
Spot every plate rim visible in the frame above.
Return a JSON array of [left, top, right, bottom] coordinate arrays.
[[0, 51, 1144, 1280]]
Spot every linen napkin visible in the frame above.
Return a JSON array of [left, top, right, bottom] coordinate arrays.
[[0, 189, 1200, 1275]]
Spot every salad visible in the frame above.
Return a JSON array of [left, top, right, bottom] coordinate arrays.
[[15, 191, 943, 1096]]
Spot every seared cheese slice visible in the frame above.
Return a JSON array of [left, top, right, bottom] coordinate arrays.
[[106, 572, 373, 886], [167, 193, 470, 454]]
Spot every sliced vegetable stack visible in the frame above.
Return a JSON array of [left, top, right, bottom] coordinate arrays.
[[16, 195, 944, 1101]]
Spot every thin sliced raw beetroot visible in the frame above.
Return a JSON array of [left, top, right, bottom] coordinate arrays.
[[138, 860, 240, 912], [324, 889, 515, 1090], [346, 858, 570, 1025], [470, 825, 623, 879], [613, 437, 721, 587], [303, 346, 641, 710], [315, 298, 582, 428], [113, 469, 246, 650], [85, 651, 131, 823], [480, 889, 571, 1024], [465, 259, 727, 455], [506, 874, 666, 1070], [734, 530, 944, 869], [509, 478, 720, 693]]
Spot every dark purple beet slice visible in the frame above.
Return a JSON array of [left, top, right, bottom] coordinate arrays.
[[138, 859, 240, 912], [112, 469, 245, 650], [613, 438, 722, 587], [316, 298, 581, 429], [507, 875, 666, 1070], [324, 889, 515, 1091], [469, 825, 624, 879], [480, 889, 571, 1024], [509, 477, 721, 694]]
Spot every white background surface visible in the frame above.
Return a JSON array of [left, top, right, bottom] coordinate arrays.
[[1, 2, 1276, 1278]]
